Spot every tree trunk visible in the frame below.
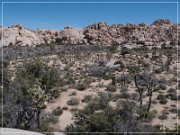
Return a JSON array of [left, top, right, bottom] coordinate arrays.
[[139, 90, 143, 107], [147, 92, 153, 112], [37, 110, 40, 129]]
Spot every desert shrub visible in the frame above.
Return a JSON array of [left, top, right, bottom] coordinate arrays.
[[46, 115, 59, 124], [121, 47, 130, 55], [63, 77, 75, 85], [158, 84, 167, 90], [39, 119, 54, 133], [114, 60, 124, 68], [88, 64, 108, 77], [116, 74, 132, 84], [167, 88, 177, 100], [62, 106, 68, 110], [83, 77, 93, 85], [103, 72, 114, 80], [157, 94, 168, 104], [3, 59, 60, 130], [114, 60, 123, 65], [76, 83, 87, 91], [67, 97, 80, 105], [167, 92, 177, 100], [69, 91, 77, 96], [41, 69, 59, 91], [97, 59, 107, 66], [158, 113, 168, 120], [51, 89, 60, 98], [169, 107, 177, 113], [120, 92, 130, 99], [98, 92, 109, 109], [111, 94, 121, 102], [154, 68, 163, 74], [144, 110, 157, 122], [167, 88, 176, 93], [130, 93, 139, 101], [154, 83, 167, 91], [52, 107, 63, 116], [66, 100, 143, 132], [82, 95, 93, 103], [120, 86, 128, 92], [106, 84, 116, 92], [137, 105, 157, 122]]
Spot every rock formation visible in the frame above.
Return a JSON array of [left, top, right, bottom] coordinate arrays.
[[0, 19, 179, 47]]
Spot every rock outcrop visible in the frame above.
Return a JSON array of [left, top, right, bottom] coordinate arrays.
[[0, 19, 179, 47]]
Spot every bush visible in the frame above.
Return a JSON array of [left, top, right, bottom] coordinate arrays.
[[130, 93, 139, 101], [52, 89, 60, 98], [67, 97, 80, 105], [111, 94, 121, 102], [39, 120, 54, 132], [120, 92, 130, 99], [154, 68, 163, 74], [114, 60, 124, 68], [82, 95, 93, 103], [76, 83, 87, 91], [144, 110, 157, 122], [159, 84, 167, 90], [158, 113, 168, 120], [157, 94, 168, 104], [46, 115, 59, 124], [103, 72, 114, 80], [62, 106, 68, 110], [106, 84, 116, 92], [167, 88, 177, 100], [88, 64, 108, 77], [169, 107, 177, 113], [52, 107, 63, 116], [121, 47, 130, 55], [98, 92, 109, 109]]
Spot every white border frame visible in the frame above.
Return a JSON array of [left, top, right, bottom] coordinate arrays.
[[1, 1, 179, 134]]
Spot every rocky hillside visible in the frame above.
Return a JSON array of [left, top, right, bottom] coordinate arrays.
[[0, 19, 179, 47]]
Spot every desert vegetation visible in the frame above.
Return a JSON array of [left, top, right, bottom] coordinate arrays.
[[0, 19, 179, 134]]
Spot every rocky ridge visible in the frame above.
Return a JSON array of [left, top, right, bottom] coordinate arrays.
[[0, 19, 179, 47]]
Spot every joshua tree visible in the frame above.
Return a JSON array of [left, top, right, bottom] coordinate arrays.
[[166, 52, 173, 72], [128, 64, 158, 114], [128, 65, 144, 107]]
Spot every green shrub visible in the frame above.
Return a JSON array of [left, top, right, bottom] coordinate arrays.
[[46, 115, 59, 124], [130, 93, 139, 101], [76, 83, 87, 91], [169, 107, 177, 113], [106, 84, 116, 92], [159, 84, 167, 90], [121, 47, 130, 55], [157, 94, 168, 104], [52, 89, 60, 98], [52, 107, 63, 116], [62, 106, 68, 110], [111, 94, 121, 102], [103, 72, 114, 80], [82, 95, 93, 103], [154, 68, 163, 74], [67, 97, 80, 105], [144, 110, 157, 122], [120, 92, 130, 99], [158, 113, 168, 120], [39, 120, 54, 133]]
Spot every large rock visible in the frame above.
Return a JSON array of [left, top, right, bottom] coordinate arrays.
[[0, 19, 178, 47]]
